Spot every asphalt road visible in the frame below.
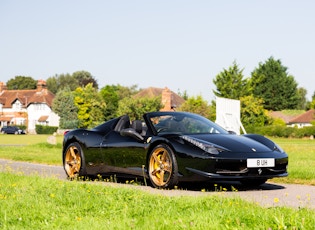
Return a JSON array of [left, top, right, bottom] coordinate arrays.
[[1, 158, 314, 210]]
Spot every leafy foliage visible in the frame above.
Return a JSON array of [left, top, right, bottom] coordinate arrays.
[[117, 97, 162, 120], [47, 73, 78, 94], [240, 95, 271, 129], [74, 83, 106, 128], [6, 76, 37, 90], [52, 88, 78, 129], [47, 71, 98, 94], [296, 87, 307, 110], [72, 70, 98, 89], [213, 61, 250, 99], [249, 57, 300, 110], [178, 95, 212, 118], [100, 84, 139, 121], [35, 125, 58, 134]]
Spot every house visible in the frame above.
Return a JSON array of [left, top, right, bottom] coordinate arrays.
[[134, 87, 185, 111], [0, 80, 59, 133], [287, 109, 315, 128], [269, 110, 315, 128]]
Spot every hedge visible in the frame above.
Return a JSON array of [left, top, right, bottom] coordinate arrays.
[[35, 125, 59, 134], [246, 125, 315, 138]]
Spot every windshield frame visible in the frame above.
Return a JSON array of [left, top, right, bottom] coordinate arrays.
[[144, 111, 229, 135]]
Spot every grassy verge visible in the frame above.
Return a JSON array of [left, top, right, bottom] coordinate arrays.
[[0, 134, 63, 145], [0, 172, 314, 229], [269, 138, 315, 185]]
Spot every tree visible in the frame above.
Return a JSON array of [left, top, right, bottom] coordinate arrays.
[[117, 97, 162, 121], [240, 95, 271, 129], [52, 87, 78, 129], [46, 73, 78, 94], [47, 70, 98, 94], [249, 57, 299, 110], [178, 95, 212, 118], [74, 83, 106, 128], [100, 85, 120, 121], [213, 61, 250, 100], [177, 89, 189, 100], [296, 87, 307, 110], [310, 92, 315, 109], [100, 84, 140, 121], [7, 76, 37, 90], [73, 70, 99, 89]]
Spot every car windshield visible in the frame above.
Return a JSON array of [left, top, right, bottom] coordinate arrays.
[[147, 112, 228, 134]]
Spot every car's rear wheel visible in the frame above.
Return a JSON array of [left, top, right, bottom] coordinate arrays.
[[64, 142, 86, 179], [148, 144, 178, 189]]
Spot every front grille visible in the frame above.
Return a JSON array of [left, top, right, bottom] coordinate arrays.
[[215, 160, 287, 176]]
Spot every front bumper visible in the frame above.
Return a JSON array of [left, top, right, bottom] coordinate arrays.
[[185, 156, 288, 180]]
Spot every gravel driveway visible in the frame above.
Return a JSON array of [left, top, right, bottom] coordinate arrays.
[[1, 159, 314, 210]]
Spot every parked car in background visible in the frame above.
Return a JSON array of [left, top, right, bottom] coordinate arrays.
[[0, 126, 26, 134]]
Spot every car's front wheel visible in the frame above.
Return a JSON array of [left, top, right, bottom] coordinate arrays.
[[148, 144, 178, 189], [63, 142, 86, 179]]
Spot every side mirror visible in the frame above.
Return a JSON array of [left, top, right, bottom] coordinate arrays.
[[120, 128, 144, 141], [228, 130, 237, 135]]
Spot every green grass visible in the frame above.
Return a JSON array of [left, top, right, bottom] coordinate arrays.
[[269, 137, 315, 185], [0, 134, 63, 146], [0, 134, 62, 165], [0, 172, 314, 229]]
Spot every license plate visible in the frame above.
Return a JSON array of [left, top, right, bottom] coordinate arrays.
[[247, 158, 275, 168]]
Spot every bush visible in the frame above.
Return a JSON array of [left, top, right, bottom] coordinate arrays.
[[35, 125, 58, 134], [246, 125, 315, 138]]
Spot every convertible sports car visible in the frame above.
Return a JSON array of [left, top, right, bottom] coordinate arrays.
[[62, 111, 288, 188]]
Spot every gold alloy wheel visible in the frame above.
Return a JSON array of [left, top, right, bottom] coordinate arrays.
[[149, 147, 172, 187], [64, 145, 81, 178]]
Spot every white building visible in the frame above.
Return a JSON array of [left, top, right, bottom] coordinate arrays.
[[0, 80, 60, 133]]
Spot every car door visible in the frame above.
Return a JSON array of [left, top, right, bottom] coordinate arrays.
[[100, 131, 147, 177]]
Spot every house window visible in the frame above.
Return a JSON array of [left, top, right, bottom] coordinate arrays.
[[34, 103, 45, 111], [13, 100, 22, 111]]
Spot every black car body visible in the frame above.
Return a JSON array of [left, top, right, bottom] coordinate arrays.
[[0, 126, 26, 134], [62, 111, 288, 188]]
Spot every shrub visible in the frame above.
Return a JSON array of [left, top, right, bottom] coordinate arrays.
[[245, 125, 315, 138], [35, 125, 58, 134]]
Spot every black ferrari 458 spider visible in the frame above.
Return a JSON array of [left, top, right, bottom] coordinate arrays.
[[62, 111, 288, 188]]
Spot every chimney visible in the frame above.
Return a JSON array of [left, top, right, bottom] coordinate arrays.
[[0, 82, 7, 92], [161, 87, 173, 111], [37, 79, 47, 94]]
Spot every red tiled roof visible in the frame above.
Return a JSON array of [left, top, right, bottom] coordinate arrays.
[[0, 116, 13, 122], [269, 111, 298, 123], [0, 81, 55, 108], [288, 110, 315, 124], [134, 87, 185, 108]]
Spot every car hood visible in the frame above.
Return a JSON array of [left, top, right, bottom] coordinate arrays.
[[185, 134, 274, 153]]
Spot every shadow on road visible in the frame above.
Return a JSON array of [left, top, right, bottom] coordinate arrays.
[[176, 180, 285, 192]]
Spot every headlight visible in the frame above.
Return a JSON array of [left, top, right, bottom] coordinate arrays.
[[181, 135, 227, 155]]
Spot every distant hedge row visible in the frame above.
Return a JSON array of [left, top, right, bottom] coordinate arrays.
[[246, 125, 315, 138], [35, 125, 58, 134]]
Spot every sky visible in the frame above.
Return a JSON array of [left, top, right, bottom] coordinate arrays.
[[1, 0, 315, 102]]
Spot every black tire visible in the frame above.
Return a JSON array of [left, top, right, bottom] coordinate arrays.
[[63, 142, 86, 179], [148, 143, 178, 189], [240, 179, 267, 187]]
